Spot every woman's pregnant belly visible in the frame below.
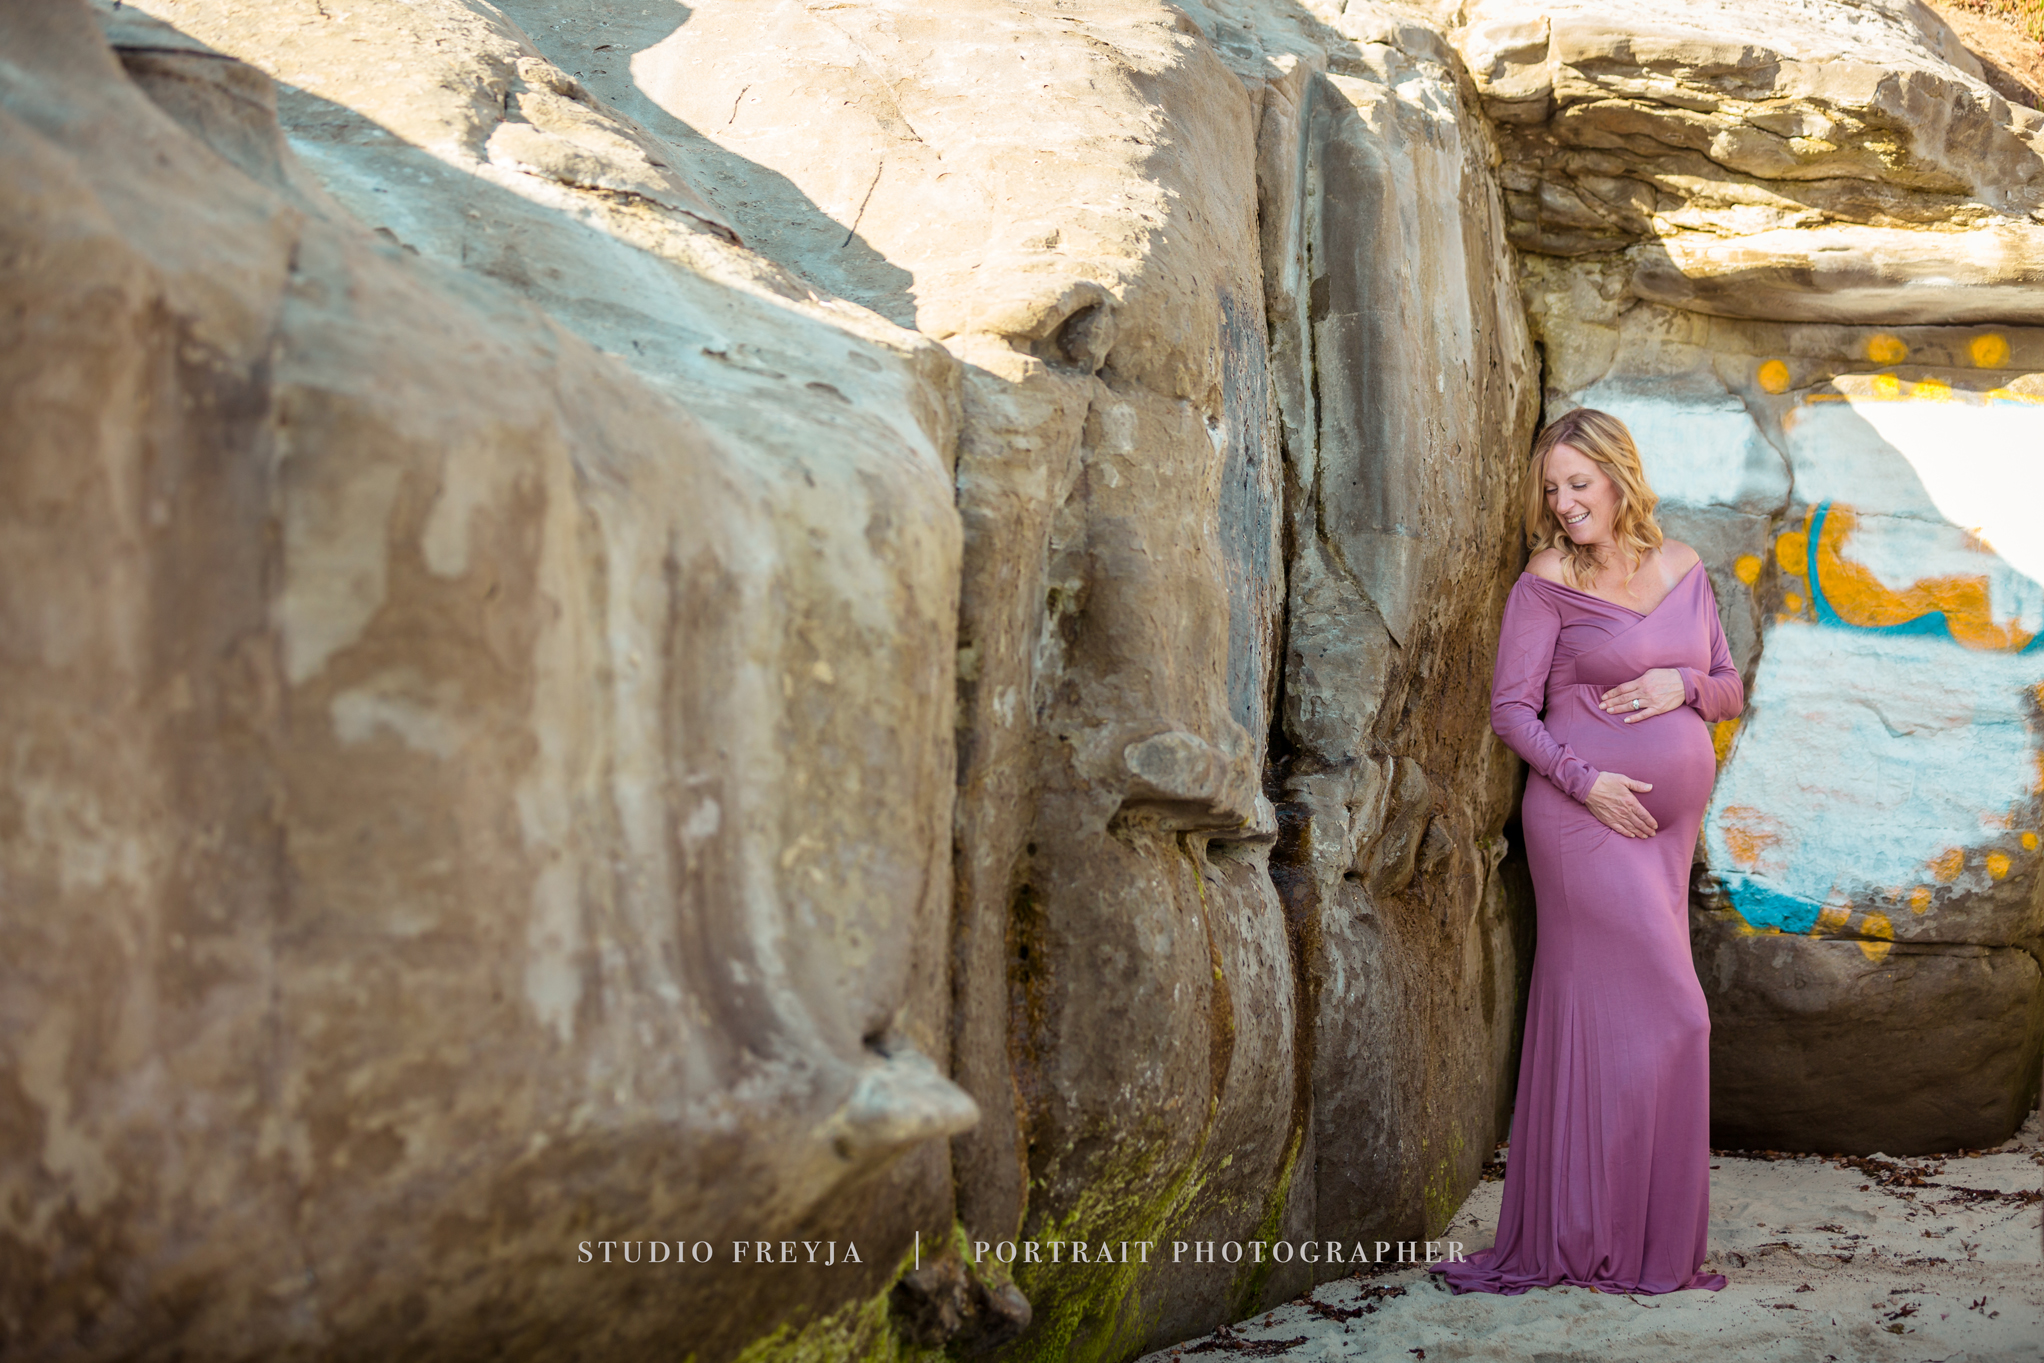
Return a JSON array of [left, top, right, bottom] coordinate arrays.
[[1545, 684, 1717, 831]]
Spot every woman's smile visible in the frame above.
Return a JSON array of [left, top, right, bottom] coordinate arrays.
[[1544, 442, 1618, 544]]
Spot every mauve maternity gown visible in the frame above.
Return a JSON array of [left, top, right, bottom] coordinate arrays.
[[1431, 559, 1744, 1296]]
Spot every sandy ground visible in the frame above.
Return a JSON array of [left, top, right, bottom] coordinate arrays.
[[1141, 1111, 2044, 1363]]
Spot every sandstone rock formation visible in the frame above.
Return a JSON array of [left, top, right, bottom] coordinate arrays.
[[1436, 0, 2044, 1155], [3, 2, 971, 1358], [1195, 0, 1540, 1277], [1450, 0, 2044, 319], [579, 0, 1538, 1351], [4, 0, 1540, 1357]]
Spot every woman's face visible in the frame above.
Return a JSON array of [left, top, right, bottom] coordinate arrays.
[[1543, 442, 1618, 545]]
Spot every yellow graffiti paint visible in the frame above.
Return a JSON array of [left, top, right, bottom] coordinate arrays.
[[1774, 528, 1807, 576], [1734, 554, 1762, 586], [1712, 719, 1741, 766], [1757, 359, 1792, 394], [1931, 847, 1964, 882], [2024, 831, 2040, 851], [1969, 334, 2011, 368], [1814, 905, 1852, 934], [1907, 886, 1932, 915], [1914, 377, 1952, 402], [1857, 910, 1895, 962], [1804, 503, 2037, 651], [1986, 851, 2011, 880], [1868, 334, 1908, 365], [1784, 592, 1804, 612], [1718, 805, 1780, 870]]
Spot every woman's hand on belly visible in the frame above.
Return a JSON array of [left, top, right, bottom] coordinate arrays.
[[1585, 771, 1659, 839], [1599, 668, 1684, 723]]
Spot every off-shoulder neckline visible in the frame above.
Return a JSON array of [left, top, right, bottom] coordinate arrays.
[[1518, 558, 1703, 620]]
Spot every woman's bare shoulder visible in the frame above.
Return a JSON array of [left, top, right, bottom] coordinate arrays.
[[1660, 540, 1702, 575], [1525, 547, 1567, 583]]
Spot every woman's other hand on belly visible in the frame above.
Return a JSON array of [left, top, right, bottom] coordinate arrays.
[[1586, 771, 1658, 838], [1599, 667, 1684, 722]]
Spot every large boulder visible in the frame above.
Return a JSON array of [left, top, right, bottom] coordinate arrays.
[[1695, 918, 2044, 1154], [1460, 0, 2044, 1155], [6, 0, 1549, 1358], [553, 0, 1542, 1354], [604, 4, 1294, 1354], [0, 2, 970, 1359]]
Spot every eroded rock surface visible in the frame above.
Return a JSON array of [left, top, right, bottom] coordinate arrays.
[[1194, 0, 1542, 1274], [1442, 0, 2044, 321], [521, 1, 1540, 1354], [2, 2, 969, 1358], [2, 0, 1540, 1357]]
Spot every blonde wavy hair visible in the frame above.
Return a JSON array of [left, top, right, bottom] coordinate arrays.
[[1523, 407, 1664, 588]]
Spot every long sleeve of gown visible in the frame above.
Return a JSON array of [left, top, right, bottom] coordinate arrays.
[[1490, 579, 1602, 804], [1677, 578, 1744, 722]]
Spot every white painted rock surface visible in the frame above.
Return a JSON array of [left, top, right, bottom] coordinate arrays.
[[1535, 305, 2044, 1153]]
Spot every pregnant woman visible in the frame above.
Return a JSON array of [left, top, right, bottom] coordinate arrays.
[[1431, 407, 1744, 1296]]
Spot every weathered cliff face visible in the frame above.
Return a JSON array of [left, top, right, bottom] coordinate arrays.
[[1193, 0, 1541, 1273], [2, 2, 971, 1358], [1438, 0, 2044, 1155], [2, 0, 1540, 1357], [571, 0, 1538, 1352], [4, 0, 1543, 1358]]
